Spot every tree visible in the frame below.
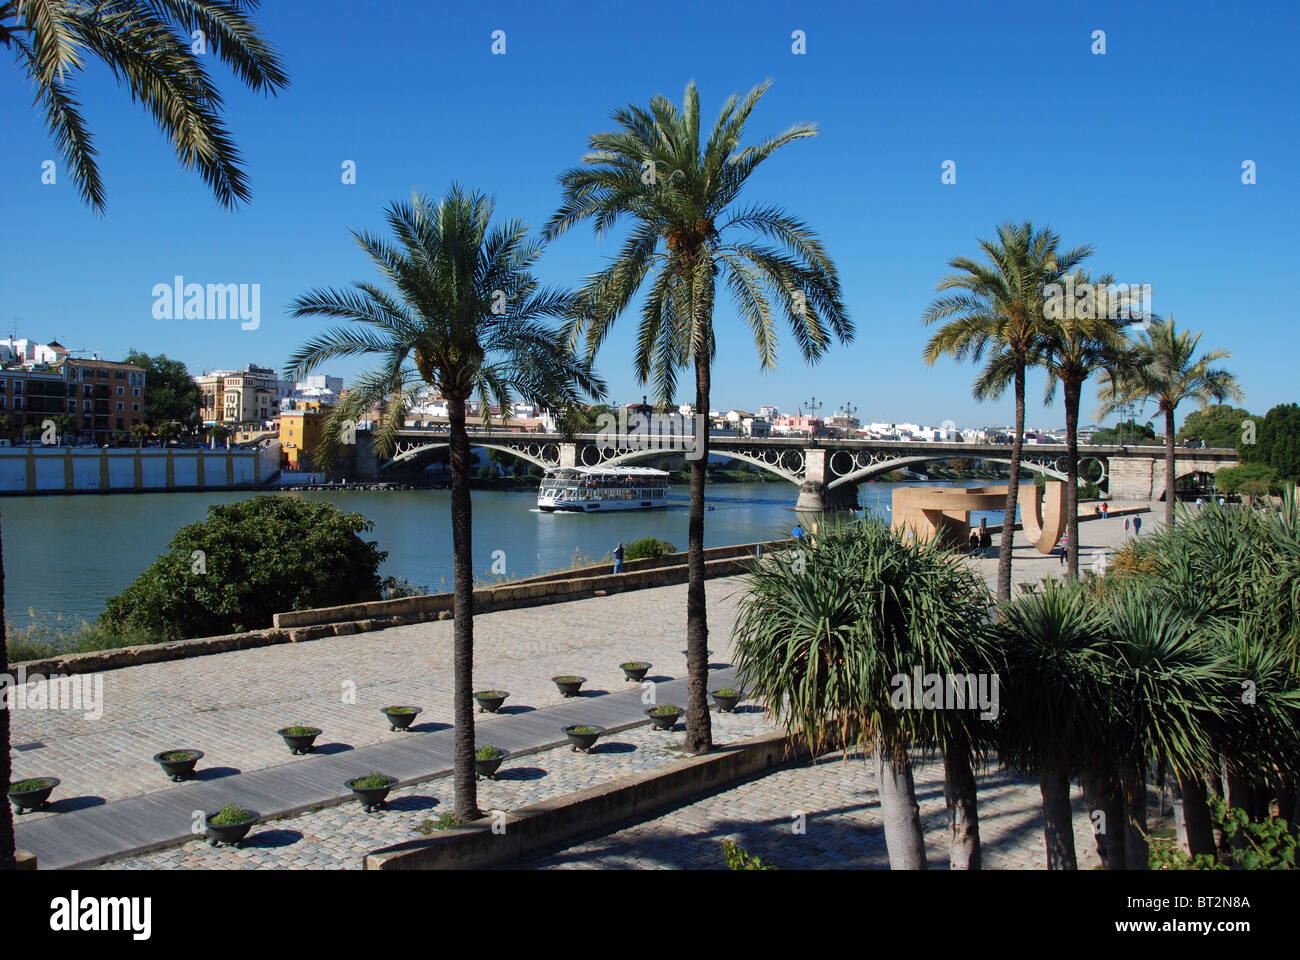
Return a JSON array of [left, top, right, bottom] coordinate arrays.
[[205, 423, 230, 447], [51, 413, 75, 443], [1091, 419, 1156, 446], [1240, 403, 1300, 485], [287, 186, 602, 821], [922, 221, 1091, 599], [1177, 404, 1254, 450], [129, 423, 150, 448], [2, 0, 288, 214], [100, 496, 386, 641], [1039, 270, 1136, 577], [124, 350, 204, 432], [733, 519, 995, 870], [1098, 317, 1243, 525], [1, 0, 287, 873], [545, 80, 852, 754], [157, 421, 182, 445]]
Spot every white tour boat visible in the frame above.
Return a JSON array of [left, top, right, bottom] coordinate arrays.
[[537, 466, 670, 512]]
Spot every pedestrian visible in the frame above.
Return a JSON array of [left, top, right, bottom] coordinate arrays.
[[968, 529, 980, 552], [1100, 501, 1109, 519], [1133, 515, 1143, 537], [1124, 517, 1130, 537], [613, 540, 625, 574], [792, 522, 804, 541], [1056, 533, 1069, 566]]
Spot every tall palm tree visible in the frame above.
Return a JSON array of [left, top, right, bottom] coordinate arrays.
[[1039, 271, 1141, 577], [1, 0, 285, 872], [545, 80, 852, 754], [1097, 317, 1243, 526], [732, 518, 994, 869], [287, 187, 604, 820], [2, 0, 289, 213], [922, 222, 1091, 600]]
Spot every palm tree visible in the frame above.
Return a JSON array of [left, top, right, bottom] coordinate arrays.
[[286, 186, 603, 820], [922, 222, 1091, 600], [545, 80, 852, 754], [993, 579, 1112, 869], [1, 0, 285, 872], [1, 0, 289, 213], [732, 518, 994, 869], [1097, 317, 1243, 526], [1039, 271, 1140, 577]]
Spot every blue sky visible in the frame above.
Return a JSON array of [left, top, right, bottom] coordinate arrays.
[[2, 0, 1295, 429]]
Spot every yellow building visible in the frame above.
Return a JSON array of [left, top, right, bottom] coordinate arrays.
[[279, 410, 327, 470]]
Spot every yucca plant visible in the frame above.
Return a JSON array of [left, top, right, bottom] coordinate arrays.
[[545, 80, 853, 755], [286, 186, 604, 821], [732, 517, 994, 869]]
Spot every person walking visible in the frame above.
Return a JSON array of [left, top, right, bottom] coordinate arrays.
[[613, 540, 625, 574], [1100, 501, 1109, 519], [1056, 533, 1069, 566], [1124, 516, 1131, 538], [792, 522, 804, 541], [1133, 515, 1143, 537]]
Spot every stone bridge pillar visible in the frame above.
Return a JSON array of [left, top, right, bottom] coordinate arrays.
[[795, 447, 858, 513], [351, 433, 379, 482], [558, 442, 578, 468], [1106, 453, 1236, 502]]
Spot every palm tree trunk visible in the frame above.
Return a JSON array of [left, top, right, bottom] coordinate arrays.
[[942, 740, 981, 869], [1064, 380, 1081, 578], [997, 362, 1027, 601], [1124, 763, 1149, 869], [447, 396, 480, 821], [0, 505, 16, 870], [1178, 772, 1217, 858], [1039, 758, 1078, 869], [1164, 406, 1176, 526], [874, 740, 927, 869], [1081, 765, 1126, 868], [683, 281, 713, 755]]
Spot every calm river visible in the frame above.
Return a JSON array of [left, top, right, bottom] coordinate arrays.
[[2, 480, 1006, 629]]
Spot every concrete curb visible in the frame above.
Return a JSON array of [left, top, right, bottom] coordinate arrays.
[[363, 730, 806, 870]]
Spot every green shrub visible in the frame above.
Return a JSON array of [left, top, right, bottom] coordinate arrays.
[[381, 576, 429, 599], [475, 745, 505, 760], [650, 703, 682, 715], [8, 779, 52, 793], [624, 536, 677, 561], [569, 725, 598, 735], [1150, 799, 1296, 870], [351, 773, 395, 790], [281, 725, 319, 736], [714, 686, 739, 698], [210, 804, 255, 825], [722, 839, 777, 870], [99, 495, 387, 643], [159, 751, 198, 762], [417, 812, 463, 833]]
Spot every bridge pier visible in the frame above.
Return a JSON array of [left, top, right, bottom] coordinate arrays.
[[795, 449, 859, 513], [1105, 453, 1234, 502]]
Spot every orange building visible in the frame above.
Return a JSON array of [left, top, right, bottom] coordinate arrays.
[[279, 410, 327, 470]]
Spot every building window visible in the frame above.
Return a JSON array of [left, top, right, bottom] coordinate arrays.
[[117, 386, 124, 396], [132, 402, 139, 412], [84, 400, 92, 412], [14, 397, 22, 410], [115, 371, 125, 380], [13, 381, 21, 394], [133, 387, 140, 397], [116, 401, 124, 411]]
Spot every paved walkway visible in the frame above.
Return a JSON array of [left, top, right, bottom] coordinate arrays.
[[12, 504, 1159, 869]]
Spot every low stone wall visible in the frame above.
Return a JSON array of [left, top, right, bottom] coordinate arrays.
[[14, 540, 787, 678], [363, 731, 804, 870]]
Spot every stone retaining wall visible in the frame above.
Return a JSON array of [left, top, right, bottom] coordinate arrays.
[[363, 731, 806, 870]]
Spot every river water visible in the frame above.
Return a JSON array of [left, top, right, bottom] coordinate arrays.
[[2, 480, 1008, 629]]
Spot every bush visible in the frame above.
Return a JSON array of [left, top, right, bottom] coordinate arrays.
[[722, 839, 777, 870], [624, 536, 677, 561], [100, 495, 387, 642]]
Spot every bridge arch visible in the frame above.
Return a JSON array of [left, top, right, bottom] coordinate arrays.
[[823, 454, 1104, 489], [384, 440, 559, 472]]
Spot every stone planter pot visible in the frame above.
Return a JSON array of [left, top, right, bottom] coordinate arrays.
[[552, 676, 587, 698], [382, 706, 422, 731], [646, 708, 683, 731], [346, 776, 397, 813], [278, 727, 321, 755], [563, 724, 605, 753], [620, 662, 651, 682], [711, 690, 742, 713], [474, 691, 509, 714], [474, 750, 509, 780], [153, 750, 204, 782], [205, 809, 259, 847], [8, 777, 59, 815]]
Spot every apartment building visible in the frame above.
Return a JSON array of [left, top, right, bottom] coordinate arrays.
[[0, 340, 146, 443], [197, 365, 284, 427]]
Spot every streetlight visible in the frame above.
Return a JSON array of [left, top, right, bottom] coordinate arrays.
[[805, 396, 822, 438]]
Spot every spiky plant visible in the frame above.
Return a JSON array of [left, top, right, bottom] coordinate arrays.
[[545, 80, 852, 755], [286, 186, 604, 821]]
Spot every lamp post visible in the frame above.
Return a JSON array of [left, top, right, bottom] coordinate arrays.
[[805, 396, 822, 438]]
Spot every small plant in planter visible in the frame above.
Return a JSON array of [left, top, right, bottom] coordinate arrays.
[[620, 661, 651, 682], [381, 705, 422, 731], [474, 744, 509, 780], [563, 724, 605, 753], [552, 675, 587, 698], [278, 724, 321, 755], [205, 803, 259, 847], [346, 772, 397, 812], [711, 686, 743, 713], [646, 703, 683, 730], [474, 690, 509, 713], [153, 749, 204, 782], [8, 777, 60, 815]]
